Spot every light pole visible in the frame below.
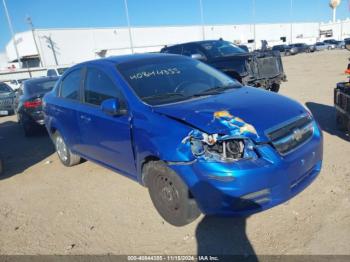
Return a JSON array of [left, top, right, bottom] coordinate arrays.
[[252, 0, 256, 50], [199, 0, 205, 40], [290, 0, 293, 44], [2, 0, 21, 68], [123, 0, 134, 54], [26, 16, 42, 67], [43, 35, 58, 66]]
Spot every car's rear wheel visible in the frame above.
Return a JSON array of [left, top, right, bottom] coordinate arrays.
[[144, 161, 201, 226], [53, 131, 81, 167]]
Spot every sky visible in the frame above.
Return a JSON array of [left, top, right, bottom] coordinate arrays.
[[0, 0, 349, 51]]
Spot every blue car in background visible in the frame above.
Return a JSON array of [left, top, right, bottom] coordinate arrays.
[[43, 54, 323, 226]]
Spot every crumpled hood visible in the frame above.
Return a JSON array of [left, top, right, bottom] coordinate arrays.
[[153, 86, 307, 142]]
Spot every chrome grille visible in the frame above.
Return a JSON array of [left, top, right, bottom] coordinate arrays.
[[0, 97, 13, 107], [266, 114, 314, 155]]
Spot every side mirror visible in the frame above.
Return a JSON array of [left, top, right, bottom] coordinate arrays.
[[191, 53, 207, 61], [345, 39, 350, 51], [101, 98, 125, 116]]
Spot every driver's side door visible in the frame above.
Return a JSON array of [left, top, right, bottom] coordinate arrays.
[[78, 66, 136, 177]]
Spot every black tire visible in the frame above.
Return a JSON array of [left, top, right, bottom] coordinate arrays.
[[336, 111, 347, 131], [144, 161, 201, 226], [270, 83, 280, 93], [52, 131, 81, 167]]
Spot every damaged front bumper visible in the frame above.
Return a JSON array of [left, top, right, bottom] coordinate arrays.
[[167, 123, 323, 216]]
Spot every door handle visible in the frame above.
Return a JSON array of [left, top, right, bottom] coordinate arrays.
[[80, 115, 91, 122]]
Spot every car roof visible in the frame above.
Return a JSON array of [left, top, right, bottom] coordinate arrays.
[[73, 53, 184, 68], [163, 40, 232, 49], [23, 76, 59, 85]]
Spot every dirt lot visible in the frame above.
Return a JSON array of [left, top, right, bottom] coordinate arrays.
[[0, 50, 350, 256]]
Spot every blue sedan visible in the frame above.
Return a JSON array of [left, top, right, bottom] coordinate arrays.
[[43, 54, 323, 226]]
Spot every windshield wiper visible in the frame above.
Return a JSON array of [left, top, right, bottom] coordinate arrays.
[[142, 92, 185, 100], [192, 85, 237, 97]]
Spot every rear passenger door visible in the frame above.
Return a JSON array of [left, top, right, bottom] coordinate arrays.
[[55, 68, 83, 152], [78, 66, 136, 176]]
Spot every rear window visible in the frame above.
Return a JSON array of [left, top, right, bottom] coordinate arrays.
[[26, 79, 58, 94], [162, 45, 182, 54], [200, 41, 246, 57]]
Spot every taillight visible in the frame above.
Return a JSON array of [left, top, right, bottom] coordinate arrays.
[[24, 98, 42, 108]]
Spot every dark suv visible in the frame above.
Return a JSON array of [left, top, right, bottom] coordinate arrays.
[[0, 82, 15, 116], [161, 40, 286, 92], [272, 44, 297, 55], [289, 43, 312, 53]]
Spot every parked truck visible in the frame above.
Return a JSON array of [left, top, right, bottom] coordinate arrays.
[[161, 39, 286, 92], [334, 39, 350, 133]]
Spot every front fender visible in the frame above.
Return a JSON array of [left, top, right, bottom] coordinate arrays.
[[132, 110, 195, 182]]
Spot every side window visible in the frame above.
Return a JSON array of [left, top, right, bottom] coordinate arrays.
[[182, 45, 206, 58], [163, 45, 182, 55], [84, 67, 126, 108], [60, 69, 81, 100]]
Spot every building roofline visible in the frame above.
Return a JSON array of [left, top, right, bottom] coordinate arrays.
[[29, 20, 343, 32]]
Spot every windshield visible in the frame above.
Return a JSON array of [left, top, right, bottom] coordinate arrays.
[[0, 83, 13, 93], [200, 41, 246, 57], [26, 79, 58, 95], [117, 56, 241, 106]]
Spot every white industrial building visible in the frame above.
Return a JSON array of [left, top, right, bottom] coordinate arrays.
[[1, 19, 350, 70]]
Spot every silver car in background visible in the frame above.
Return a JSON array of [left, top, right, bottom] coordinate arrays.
[[314, 42, 331, 51]]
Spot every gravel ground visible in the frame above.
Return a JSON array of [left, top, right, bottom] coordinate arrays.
[[0, 50, 350, 256]]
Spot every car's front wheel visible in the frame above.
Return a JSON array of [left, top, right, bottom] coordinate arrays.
[[144, 161, 201, 226], [53, 131, 81, 167]]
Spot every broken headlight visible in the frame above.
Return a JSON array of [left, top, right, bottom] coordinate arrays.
[[190, 137, 258, 162]]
